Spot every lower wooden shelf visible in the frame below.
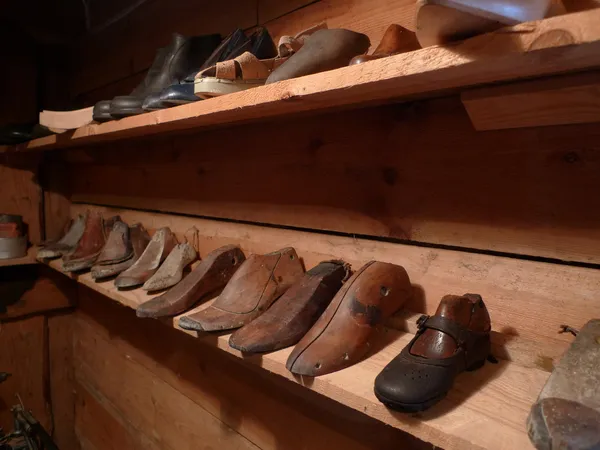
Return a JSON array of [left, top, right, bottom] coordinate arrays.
[[44, 257, 547, 450], [0, 246, 38, 267]]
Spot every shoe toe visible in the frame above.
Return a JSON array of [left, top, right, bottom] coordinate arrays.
[[93, 100, 113, 122], [143, 92, 168, 111], [110, 96, 144, 117], [162, 84, 199, 105], [374, 354, 455, 411]]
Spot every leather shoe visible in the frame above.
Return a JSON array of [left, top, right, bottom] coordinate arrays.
[[143, 28, 276, 111], [374, 293, 491, 412], [105, 33, 221, 119]]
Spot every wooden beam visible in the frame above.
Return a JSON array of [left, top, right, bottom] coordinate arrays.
[[462, 71, 600, 130], [5, 9, 600, 153]]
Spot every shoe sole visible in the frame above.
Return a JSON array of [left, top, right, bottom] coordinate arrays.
[[194, 78, 264, 99], [374, 388, 446, 413], [109, 107, 145, 118]]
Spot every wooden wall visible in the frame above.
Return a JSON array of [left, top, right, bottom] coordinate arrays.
[[0, 266, 77, 450], [73, 287, 428, 450], [63, 95, 600, 265]]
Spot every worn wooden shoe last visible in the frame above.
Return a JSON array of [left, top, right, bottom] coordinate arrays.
[[91, 223, 150, 280], [179, 247, 304, 332], [374, 293, 491, 412], [114, 227, 177, 288], [62, 213, 117, 272], [142, 242, 197, 292], [229, 260, 350, 353], [37, 214, 86, 259], [94, 220, 132, 266], [349, 24, 420, 65], [136, 245, 245, 318], [286, 261, 411, 377], [266, 29, 370, 84]]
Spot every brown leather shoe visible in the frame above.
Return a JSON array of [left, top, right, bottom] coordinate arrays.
[[37, 214, 86, 259], [229, 260, 350, 354], [62, 213, 118, 272], [374, 293, 491, 412], [91, 223, 150, 280], [142, 242, 197, 292], [179, 247, 304, 332], [266, 29, 370, 84], [114, 227, 177, 289], [94, 220, 132, 266], [287, 261, 411, 376], [136, 245, 245, 318], [349, 24, 420, 65]]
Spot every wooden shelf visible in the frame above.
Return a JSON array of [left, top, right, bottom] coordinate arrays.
[[43, 203, 600, 450], [43, 256, 549, 450], [3, 9, 600, 154], [0, 246, 38, 267]]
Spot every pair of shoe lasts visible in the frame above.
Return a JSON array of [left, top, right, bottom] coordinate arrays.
[[259, 23, 419, 87], [37, 211, 130, 272], [136, 246, 305, 320], [224, 258, 414, 380], [59, 212, 120, 272], [109, 226, 197, 292]]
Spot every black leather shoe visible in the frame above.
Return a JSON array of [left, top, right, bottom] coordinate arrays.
[[93, 100, 113, 122], [143, 28, 277, 111], [107, 33, 221, 119], [374, 294, 491, 413]]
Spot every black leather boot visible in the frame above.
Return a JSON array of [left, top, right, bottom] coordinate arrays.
[[94, 33, 221, 121], [143, 28, 277, 111]]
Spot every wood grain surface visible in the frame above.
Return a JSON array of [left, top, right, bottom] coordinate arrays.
[[47, 244, 557, 450], [57, 95, 600, 265], [462, 71, 600, 130], [74, 288, 426, 450]]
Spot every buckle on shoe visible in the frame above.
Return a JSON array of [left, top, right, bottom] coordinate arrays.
[[416, 314, 430, 328]]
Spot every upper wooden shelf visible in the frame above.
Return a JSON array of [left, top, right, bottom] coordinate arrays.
[[3, 9, 600, 154]]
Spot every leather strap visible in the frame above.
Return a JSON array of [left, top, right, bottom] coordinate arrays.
[[417, 314, 488, 348]]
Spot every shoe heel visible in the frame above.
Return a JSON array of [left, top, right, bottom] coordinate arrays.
[[466, 334, 490, 371]]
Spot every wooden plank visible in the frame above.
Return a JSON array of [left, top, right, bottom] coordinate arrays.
[[62, 95, 600, 265], [51, 250, 552, 450], [75, 383, 160, 450], [49, 313, 80, 450], [0, 156, 42, 244], [72, 318, 261, 450], [0, 316, 50, 431], [42, 204, 597, 450], [462, 71, 600, 130], [7, 9, 600, 154], [75, 289, 425, 450], [259, 0, 321, 23], [61, 204, 600, 367], [0, 266, 74, 321]]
